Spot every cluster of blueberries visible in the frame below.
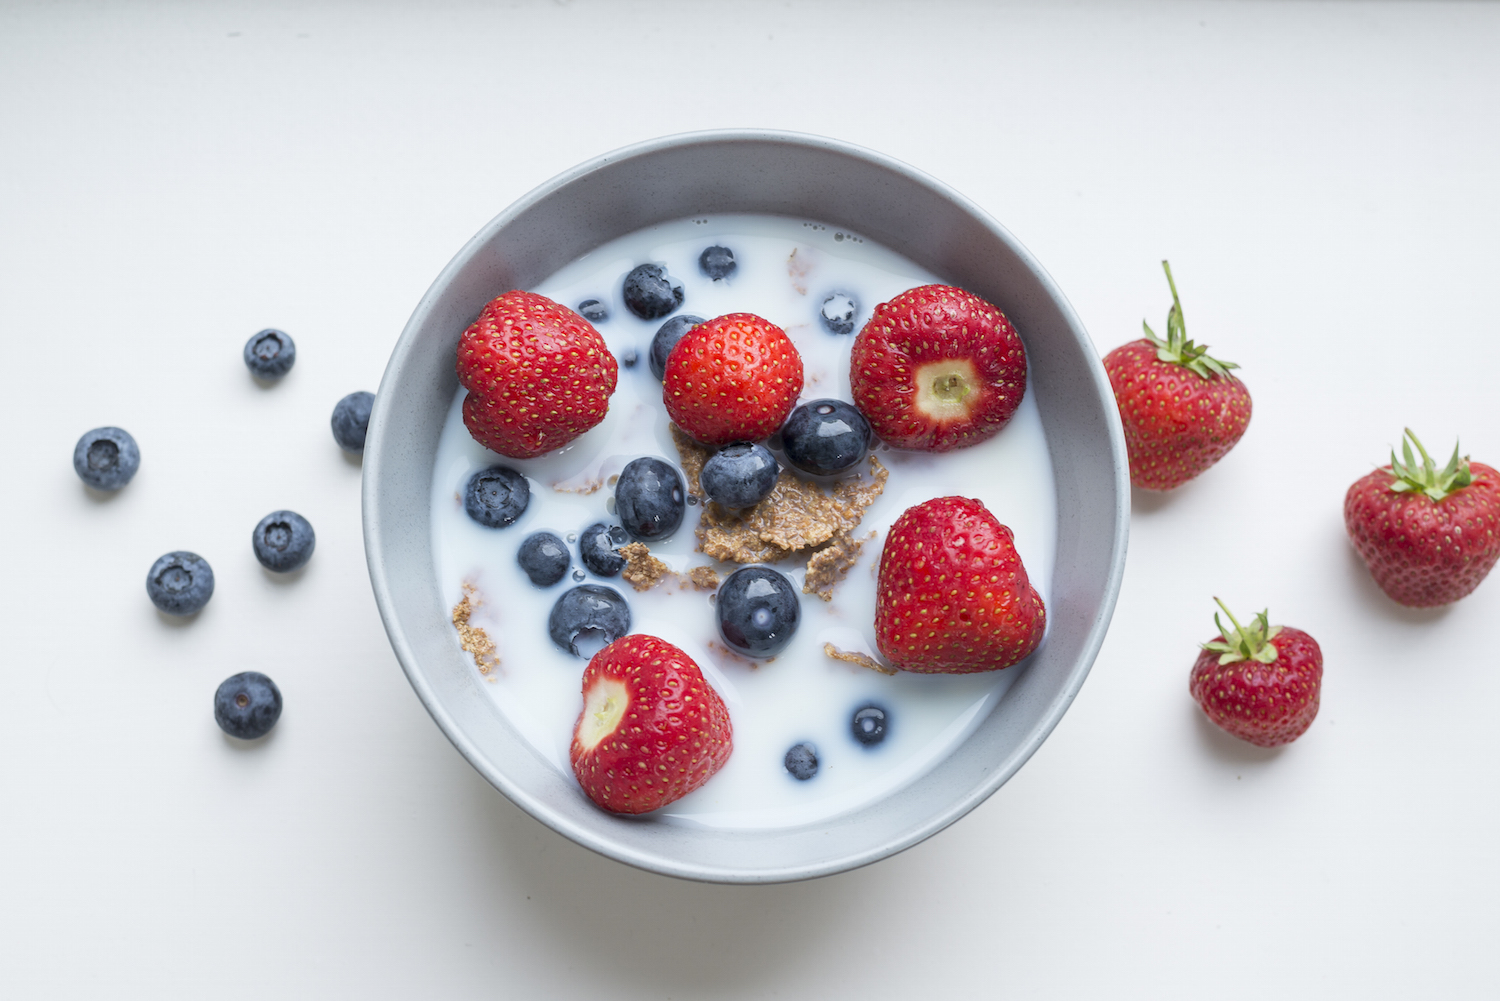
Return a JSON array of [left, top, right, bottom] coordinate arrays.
[[74, 327, 376, 742], [470, 244, 891, 782]]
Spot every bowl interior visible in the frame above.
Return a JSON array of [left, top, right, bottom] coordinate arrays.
[[364, 130, 1128, 883]]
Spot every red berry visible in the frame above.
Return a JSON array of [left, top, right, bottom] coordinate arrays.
[[874, 496, 1045, 673], [850, 284, 1027, 452], [1190, 600, 1322, 748], [456, 290, 618, 459], [569, 634, 733, 815], [662, 313, 803, 446], [1103, 262, 1250, 490], [1344, 429, 1500, 607]]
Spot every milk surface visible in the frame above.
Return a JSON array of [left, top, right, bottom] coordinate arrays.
[[429, 214, 1057, 830]]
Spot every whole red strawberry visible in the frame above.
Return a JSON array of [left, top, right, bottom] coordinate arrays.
[[1190, 599, 1321, 747], [850, 284, 1027, 452], [1344, 428, 1500, 607], [1103, 262, 1250, 490], [570, 634, 733, 815], [457, 290, 619, 459], [874, 496, 1046, 673], [662, 312, 803, 446]]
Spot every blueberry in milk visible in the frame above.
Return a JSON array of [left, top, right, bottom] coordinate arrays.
[[717, 566, 800, 658], [615, 457, 686, 541], [850, 704, 889, 746], [464, 466, 530, 528], [784, 742, 819, 781], [579, 522, 629, 576], [780, 399, 872, 476], [576, 298, 608, 322], [622, 263, 684, 320], [648, 314, 705, 380], [618, 347, 639, 369], [819, 291, 857, 335], [699, 244, 736, 281], [517, 531, 570, 587], [548, 584, 631, 657], [700, 442, 778, 510]]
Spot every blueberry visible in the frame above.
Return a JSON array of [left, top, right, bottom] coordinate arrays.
[[146, 551, 215, 615], [464, 466, 530, 528], [580, 522, 630, 577], [819, 292, 858, 335], [73, 427, 140, 491], [700, 442, 778, 510], [251, 510, 315, 572], [851, 704, 889, 746], [622, 263, 684, 320], [648, 314, 706, 380], [619, 347, 639, 369], [780, 399, 872, 476], [331, 391, 375, 453], [699, 245, 737, 281], [214, 671, 283, 740], [243, 328, 296, 379], [784, 742, 819, 781], [615, 457, 685, 541], [548, 584, 631, 657], [577, 298, 609, 322], [517, 531, 569, 587], [716, 565, 800, 658]]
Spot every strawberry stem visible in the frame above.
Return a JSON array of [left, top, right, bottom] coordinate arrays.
[[1387, 428, 1472, 502], [1201, 597, 1281, 666], [1141, 261, 1239, 381]]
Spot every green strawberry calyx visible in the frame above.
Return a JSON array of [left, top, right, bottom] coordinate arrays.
[[1141, 260, 1239, 381], [1387, 428, 1472, 502], [1201, 597, 1280, 666]]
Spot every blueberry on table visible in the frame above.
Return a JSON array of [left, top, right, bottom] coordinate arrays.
[[781, 399, 872, 476], [251, 510, 316, 572], [699, 245, 737, 281], [700, 442, 778, 510], [518, 531, 570, 587], [622, 264, 684, 320], [577, 298, 609, 322], [784, 742, 819, 781], [330, 391, 375, 453], [464, 466, 530, 528], [73, 427, 140, 491], [548, 584, 632, 657], [615, 457, 685, 540], [243, 328, 296, 379], [716, 566, 800, 658], [649, 314, 706, 380], [851, 704, 888, 746], [214, 672, 283, 739], [579, 522, 630, 577], [819, 292, 857, 335], [146, 551, 215, 615]]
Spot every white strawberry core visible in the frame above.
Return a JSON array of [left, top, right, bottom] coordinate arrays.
[[913, 359, 979, 422], [575, 677, 629, 752]]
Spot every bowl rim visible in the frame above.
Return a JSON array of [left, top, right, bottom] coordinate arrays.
[[364, 128, 1130, 883]]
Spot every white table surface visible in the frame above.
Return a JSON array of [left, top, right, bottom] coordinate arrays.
[[4, 1, 1498, 997]]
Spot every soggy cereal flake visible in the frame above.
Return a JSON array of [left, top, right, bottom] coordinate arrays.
[[688, 566, 721, 591], [804, 530, 875, 602], [620, 542, 671, 591], [452, 582, 500, 675], [824, 642, 898, 676]]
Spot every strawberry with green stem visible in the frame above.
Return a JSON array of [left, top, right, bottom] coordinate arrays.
[[1189, 598, 1322, 748], [1104, 262, 1251, 490]]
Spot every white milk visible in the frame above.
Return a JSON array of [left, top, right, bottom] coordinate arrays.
[[429, 214, 1057, 830]]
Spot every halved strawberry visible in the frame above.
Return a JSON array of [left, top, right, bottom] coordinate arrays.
[[850, 284, 1028, 452], [662, 312, 803, 446], [569, 634, 733, 814]]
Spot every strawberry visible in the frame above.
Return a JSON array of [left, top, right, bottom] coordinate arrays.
[[850, 284, 1028, 452], [1190, 599, 1321, 747], [662, 312, 803, 446], [874, 496, 1045, 673], [457, 290, 618, 459], [569, 634, 733, 815], [1103, 262, 1250, 490], [1344, 428, 1500, 607]]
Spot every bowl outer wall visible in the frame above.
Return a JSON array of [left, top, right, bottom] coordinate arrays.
[[363, 129, 1129, 884]]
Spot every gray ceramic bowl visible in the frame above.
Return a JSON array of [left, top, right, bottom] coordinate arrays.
[[364, 129, 1128, 884]]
